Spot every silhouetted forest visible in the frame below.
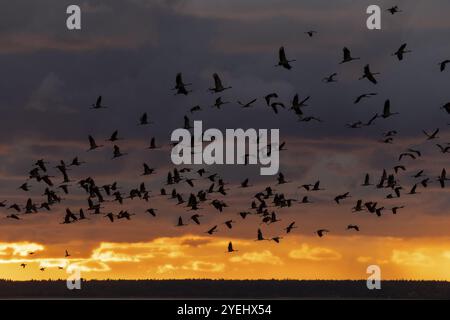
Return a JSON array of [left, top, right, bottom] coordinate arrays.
[[0, 280, 449, 299]]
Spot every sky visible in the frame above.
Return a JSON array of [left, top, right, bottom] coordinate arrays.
[[0, 0, 449, 281]]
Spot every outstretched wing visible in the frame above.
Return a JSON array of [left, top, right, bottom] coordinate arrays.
[[365, 65, 377, 84], [175, 73, 183, 87], [292, 94, 299, 106], [88, 135, 96, 148], [279, 46, 287, 62], [383, 100, 390, 115], [213, 73, 222, 88], [343, 47, 350, 60]]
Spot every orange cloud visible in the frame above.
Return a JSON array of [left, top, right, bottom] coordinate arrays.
[[391, 250, 434, 267], [0, 242, 44, 258], [289, 244, 342, 261], [230, 250, 283, 265]]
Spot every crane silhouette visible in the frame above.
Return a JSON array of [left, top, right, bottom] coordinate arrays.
[[172, 73, 192, 95], [90, 95, 107, 109], [359, 65, 379, 84], [340, 47, 360, 64], [387, 6, 401, 15], [305, 31, 317, 37], [209, 73, 231, 93], [392, 43, 411, 61], [275, 46, 295, 70], [227, 242, 237, 253]]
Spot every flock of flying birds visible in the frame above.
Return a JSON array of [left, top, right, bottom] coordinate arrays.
[[2, 5, 450, 271]]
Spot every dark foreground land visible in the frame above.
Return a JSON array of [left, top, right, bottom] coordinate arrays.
[[0, 280, 449, 299]]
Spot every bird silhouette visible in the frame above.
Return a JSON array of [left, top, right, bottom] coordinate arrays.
[[238, 98, 257, 108], [224, 220, 235, 229], [87, 135, 103, 151], [407, 148, 422, 157], [190, 214, 202, 225], [69, 157, 85, 166], [392, 206, 405, 214], [227, 241, 237, 253], [148, 137, 159, 149], [176, 216, 187, 227], [423, 128, 439, 140], [291, 94, 310, 114], [172, 73, 192, 95], [437, 169, 448, 188], [354, 93, 377, 104], [347, 225, 360, 231], [276, 46, 295, 70], [256, 228, 267, 241], [106, 130, 121, 142], [19, 183, 30, 192], [437, 144, 450, 153], [146, 208, 157, 217], [387, 6, 401, 14], [112, 145, 127, 159], [271, 236, 283, 243], [340, 47, 360, 64], [381, 100, 398, 118], [277, 172, 288, 184], [412, 170, 425, 178], [316, 229, 330, 237], [212, 97, 229, 109], [408, 184, 419, 195], [322, 73, 338, 83], [142, 163, 155, 175], [209, 73, 231, 93], [352, 200, 364, 212], [392, 43, 411, 61], [35, 159, 48, 172], [240, 178, 250, 188], [334, 192, 350, 204], [206, 225, 218, 235], [91, 95, 107, 109], [62, 208, 78, 224], [139, 113, 151, 125], [359, 65, 379, 84], [362, 174, 372, 186]]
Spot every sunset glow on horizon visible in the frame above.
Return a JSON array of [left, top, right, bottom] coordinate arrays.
[[1, 234, 450, 281]]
